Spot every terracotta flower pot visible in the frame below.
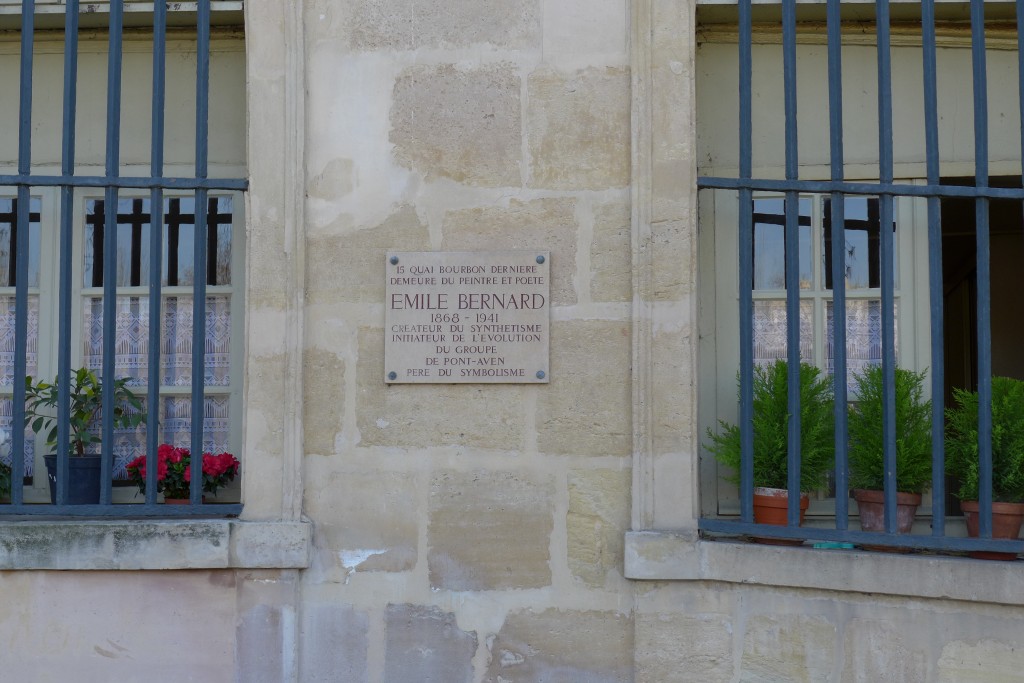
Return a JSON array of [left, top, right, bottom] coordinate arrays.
[[853, 489, 921, 552], [164, 496, 207, 505], [961, 500, 1024, 560], [752, 486, 809, 545]]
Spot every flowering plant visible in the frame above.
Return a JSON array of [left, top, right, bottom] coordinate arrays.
[[126, 444, 239, 500]]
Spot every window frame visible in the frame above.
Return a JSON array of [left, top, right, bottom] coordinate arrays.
[[626, 0, 1024, 584], [6, 188, 246, 503], [700, 183, 930, 521]]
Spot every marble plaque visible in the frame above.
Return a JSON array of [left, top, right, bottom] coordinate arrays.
[[385, 251, 550, 383]]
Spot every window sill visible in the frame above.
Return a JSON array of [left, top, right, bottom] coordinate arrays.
[[0, 519, 311, 570], [625, 530, 1024, 607]]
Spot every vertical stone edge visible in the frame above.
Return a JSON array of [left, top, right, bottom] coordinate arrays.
[[242, 0, 306, 679], [242, 0, 306, 522], [631, 0, 701, 532], [630, 0, 656, 531]]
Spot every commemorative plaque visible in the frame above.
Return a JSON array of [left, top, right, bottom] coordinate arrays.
[[385, 251, 550, 383]]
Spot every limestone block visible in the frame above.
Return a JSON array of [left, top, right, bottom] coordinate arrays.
[[0, 572, 236, 680], [385, 604, 477, 683], [356, 328, 526, 449], [307, 205, 429, 305], [542, 0, 627, 60], [938, 639, 1024, 683], [236, 571, 299, 683], [303, 348, 346, 456], [740, 614, 836, 683], [635, 613, 734, 683], [391, 63, 521, 187], [567, 468, 630, 587], [442, 198, 578, 305], [651, 217, 695, 302], [842, 618, 925, 683], [300, 604, 369, 682], [307, 157, 355, 201], [428, 470, 554, 590], [537, 321, 631, 456], [247, 234, 289, 309], [341, 0, 540, 51], [305, 468, 419, 578], [527, 66, 630, 190], [591, 200, 632, 303], [484, 608, 633, 682]]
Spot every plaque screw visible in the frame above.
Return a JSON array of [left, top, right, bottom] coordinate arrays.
[[536, 255, 545, 264], [389, 255, 399, 265], [536, 371, 546, 380], [387, 371, 397, 380]]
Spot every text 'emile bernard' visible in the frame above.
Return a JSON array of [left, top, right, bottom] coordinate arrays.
[[390, 292, 546, 310]]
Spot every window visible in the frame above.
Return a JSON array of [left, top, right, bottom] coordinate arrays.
[[695, 1, 1024, 553], [2, 2, 246, 511]]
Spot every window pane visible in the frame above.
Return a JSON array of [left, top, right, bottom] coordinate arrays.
[[826, 299, 899, 394], [82, 294, 232, 388], [0, 197, 41, 287], [159, 394, 231, 458], [84, 196, 233, 288], [161, 295, 232, 387], [752, 299, 813, 365], [163, 196, 233, 286], [752, 197, 812, 290], [823, 196, 897, 290], [81, 396, 228, 480], [0, 295, 39, 385], [0, 399, 34, 478], [84, 198, 153, 288]]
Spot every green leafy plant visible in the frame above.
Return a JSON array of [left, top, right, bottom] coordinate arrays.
[[847, 365, 932, 494], [24, 368, 145, 457], [0, 460, 10, 500], [705, 359, 835, 492], [946, 376, 1024, 503]]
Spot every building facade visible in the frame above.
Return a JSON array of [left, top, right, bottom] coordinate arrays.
[[1, 0, 1024, 681]]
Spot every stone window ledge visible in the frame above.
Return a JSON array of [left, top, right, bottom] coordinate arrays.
[[625, 530, 1024, 607], [0, 519, 311, 570]]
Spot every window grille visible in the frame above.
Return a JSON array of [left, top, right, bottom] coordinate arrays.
[[5, 0, 246, 515], [698, 0, 1024, 554]]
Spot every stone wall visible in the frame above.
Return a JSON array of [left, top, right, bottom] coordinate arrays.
[[635, 581, 1024, 683], [298, 0, 635, 679]]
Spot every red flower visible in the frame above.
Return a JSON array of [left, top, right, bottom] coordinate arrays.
[[126, 444, 238, 500]]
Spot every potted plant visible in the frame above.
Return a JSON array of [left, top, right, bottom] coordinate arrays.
[[705, 359, 835, 537], [24, 367, 145, 504], [126, 444, 239, 504], [946, 376, 1024, 559], [847, 365, 932, 539]]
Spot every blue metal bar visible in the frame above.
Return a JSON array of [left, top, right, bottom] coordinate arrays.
[[738, 0, 754, 524], [826, 0, 848, 530], [11, 0, 35, 507], [876, 0, 897, 535], [971, 0, 992, 538], [696, 177, 1024, 200], [190, 0, 212, 505], [698, 518, 1024, 553], [782, 0, 801, 526], [56, 0, 81, 506], [146, 0, 168, 506], [0, 175, 247, 190], [0, 504, 242, 517], [100, 0, 125, 505], [922, 0, 945, 536]]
